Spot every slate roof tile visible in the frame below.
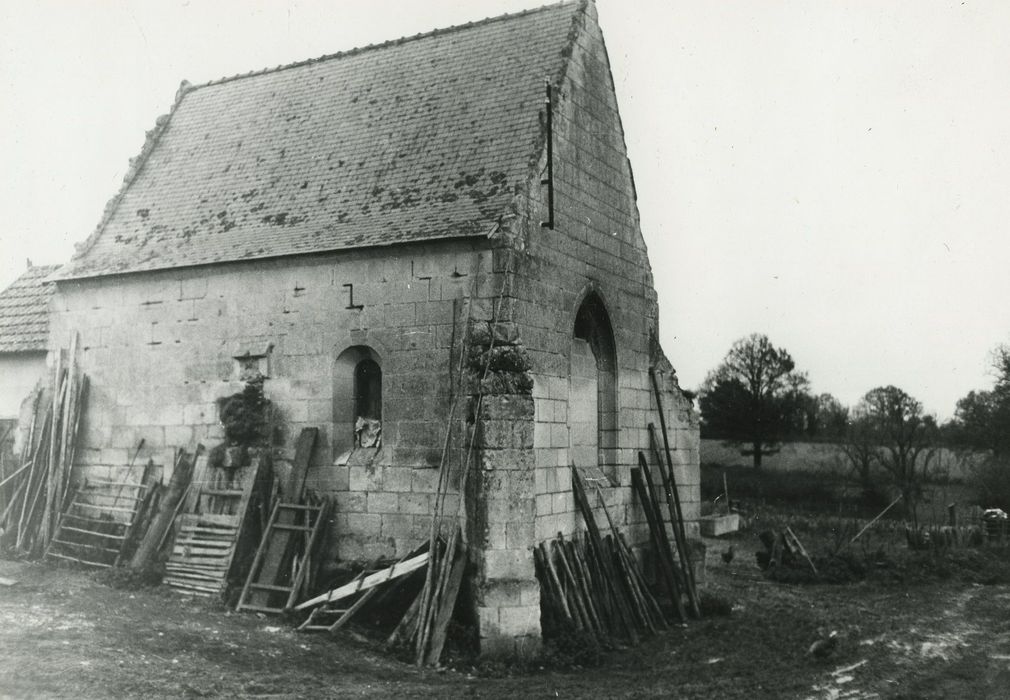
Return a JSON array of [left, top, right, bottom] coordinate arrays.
[[0, 265, 60, 353], [59, 1, 583, 280]]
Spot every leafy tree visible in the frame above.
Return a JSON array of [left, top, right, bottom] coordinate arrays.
[[812, 393, 849, 440], [856, 385, 938, 525], [947, 346, 1010, 456], [699, 334, 807, 468], [946, 346, 1010, 508]]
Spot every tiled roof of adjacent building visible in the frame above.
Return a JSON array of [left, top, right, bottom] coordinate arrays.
[[0, 265, 60, 353], [58, 1, 585, 280]]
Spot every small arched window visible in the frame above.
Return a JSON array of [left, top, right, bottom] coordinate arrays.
[[334, 345, 383, 456]]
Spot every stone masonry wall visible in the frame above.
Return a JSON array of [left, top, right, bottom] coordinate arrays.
[[466, 3, 701, 654], [49, 239, 496, 562], [514, 2, 700, 547]]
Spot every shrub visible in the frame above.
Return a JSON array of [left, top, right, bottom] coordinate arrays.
[[216, 378, 272, 446]]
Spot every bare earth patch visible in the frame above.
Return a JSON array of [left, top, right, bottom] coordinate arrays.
[[1, 540, 1009, 698]]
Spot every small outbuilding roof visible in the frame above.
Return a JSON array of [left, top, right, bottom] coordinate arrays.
[[59, 1, 585, 280], [0, 265, 60, 353]]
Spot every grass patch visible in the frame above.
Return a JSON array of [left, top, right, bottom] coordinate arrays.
[[702, 462, 844, 512]]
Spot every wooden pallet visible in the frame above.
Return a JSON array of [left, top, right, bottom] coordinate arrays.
[[163, 455, 266, 596], [236, 500, 327, 614]]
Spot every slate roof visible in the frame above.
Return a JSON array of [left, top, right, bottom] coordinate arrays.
[[59, 1, 584, 280], [0, 265, 60, 353]]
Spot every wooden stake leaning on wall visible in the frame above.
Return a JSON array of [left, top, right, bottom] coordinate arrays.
[[593, 484, 667, 631], [570, 468, 639, 644], [647, 368, 702, 617], [554, 535, 603, 637], [638, 453, 692, 619], [40, 347, 63, 547], [632, 456, 686, 622], [130, 447, 199, 571], [647, 424, 700, 618]]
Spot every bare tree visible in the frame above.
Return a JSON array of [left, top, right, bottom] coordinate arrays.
[[857, 386, 938, 526], [839, 410, 880, 502]]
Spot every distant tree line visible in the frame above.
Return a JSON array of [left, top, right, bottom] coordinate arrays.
[[697, 334, 1010, 521]]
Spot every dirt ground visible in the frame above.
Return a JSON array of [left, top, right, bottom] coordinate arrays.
[[1, 537, 1009, 699]]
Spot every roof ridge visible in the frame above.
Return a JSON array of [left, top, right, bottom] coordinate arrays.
[[189, 0, 580, 92]]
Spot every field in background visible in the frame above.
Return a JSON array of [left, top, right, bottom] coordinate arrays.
[[702, 439, 975, 481]]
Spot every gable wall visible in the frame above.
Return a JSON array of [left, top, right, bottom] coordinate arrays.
[[508, 4, 700, 545], [50, 239, 492, 562]]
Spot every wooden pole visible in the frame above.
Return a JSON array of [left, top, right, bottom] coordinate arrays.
[[647, 370, 702, 617], [594, 485, 666, 631], [571, 468, 639, 643], [631, 462, 685, 622]]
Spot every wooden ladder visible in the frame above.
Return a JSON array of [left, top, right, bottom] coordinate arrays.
[[46, 478, 148, 568], [297, 568, 382, 634], [235, 500, 327, 614]]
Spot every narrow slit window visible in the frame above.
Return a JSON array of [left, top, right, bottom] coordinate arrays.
[[353, 358, 382, 421]]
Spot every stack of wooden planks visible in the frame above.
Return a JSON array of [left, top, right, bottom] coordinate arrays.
[[0, 334, 88, 556]]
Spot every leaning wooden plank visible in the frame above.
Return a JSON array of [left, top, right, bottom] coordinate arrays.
[[423, 545, 467, 666], [632, 463, 686, 622], [184, 454, 210, 514], [129, 448, 197, 570], [295, 552, 429, 611], [386, 588, 424, 646], [285, 428, 318, 501], [648, 422, 700, 617], [571, 468, 639, 644], [785, 526, 819, 575], [647, 372, 702, 616]]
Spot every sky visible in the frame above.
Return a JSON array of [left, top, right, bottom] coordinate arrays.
[[2, 0, 1009, 419]]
